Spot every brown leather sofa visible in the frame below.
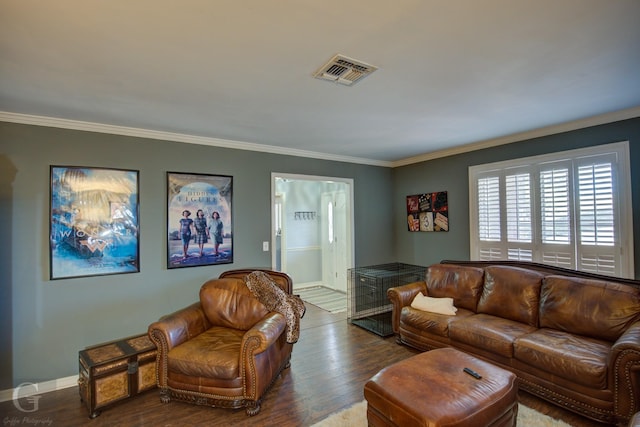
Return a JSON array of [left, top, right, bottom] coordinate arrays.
[[148, 269, 297, 415], [387, 260, 640, 425]]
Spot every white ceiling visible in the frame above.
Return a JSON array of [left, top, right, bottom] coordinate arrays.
[[1, 0, 639, 166]]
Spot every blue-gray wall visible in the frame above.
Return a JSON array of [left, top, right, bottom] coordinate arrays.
[[393, 117, 640, 278], [1, 116, 638, 389], [0, 122, 393, 388]]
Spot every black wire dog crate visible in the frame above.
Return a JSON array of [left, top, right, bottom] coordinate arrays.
[[347, 263, 425, 337]]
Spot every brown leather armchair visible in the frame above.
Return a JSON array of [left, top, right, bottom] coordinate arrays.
[[148, 269, 296, 415]]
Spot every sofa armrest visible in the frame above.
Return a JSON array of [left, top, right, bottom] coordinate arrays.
[[148, 302, 209, 387], [387, 281, 427, 334], [610, 322, 640, 423], [612, 322, 640, 351]]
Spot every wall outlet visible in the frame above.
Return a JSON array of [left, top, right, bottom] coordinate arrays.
[[262, 241, 269, 251]]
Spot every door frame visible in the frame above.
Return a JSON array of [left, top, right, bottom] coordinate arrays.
[[271, 172, 354, 284]]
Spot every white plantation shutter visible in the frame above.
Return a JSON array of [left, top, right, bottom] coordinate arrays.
[[539, 165, 574, 269], [506, 173, 532, 243], [507, 247, 533, 261], [476, 175, 503, 260], [540, 168, 571, 244], [479, 247, 503, 260], [576, 158, 619, 275], [578, 162, 615, 246], [478, 176, 501, 241], [505, 172, 533, 261], [469, 142, 633, 278]]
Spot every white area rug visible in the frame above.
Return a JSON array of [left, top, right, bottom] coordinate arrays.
[[311, 400, 572, 427]]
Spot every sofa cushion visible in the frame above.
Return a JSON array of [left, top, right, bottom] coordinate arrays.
[[425, 264, 484, 311], [449, 313, 536, 358], [400, 306, 475, 339], [200, 278, 270, 330], [411, 292, 457, 315], [539, 275, 640, 342], [514, 328, 609, 389], [477, 266, 544, 327], [168, 326, 244, 380]]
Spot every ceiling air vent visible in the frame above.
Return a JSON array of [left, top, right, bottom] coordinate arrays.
[[313, 54, 378, 86]]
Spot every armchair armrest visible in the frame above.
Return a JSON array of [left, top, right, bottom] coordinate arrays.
[[241, 312, 287, 400], [610, 322, 640, 423], [241, 312, 286, 355], [387, 281, 427, 334], [148, 302, 210, 351], [148, 302, 210, 387]]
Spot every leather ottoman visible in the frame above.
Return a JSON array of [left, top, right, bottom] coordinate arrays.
[[364, 348, 518, 427]]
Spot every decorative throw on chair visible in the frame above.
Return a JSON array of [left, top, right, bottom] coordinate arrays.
[[245, 271, 306, 343]]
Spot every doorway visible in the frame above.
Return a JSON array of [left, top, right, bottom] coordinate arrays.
[[271, 173, 354, 297]]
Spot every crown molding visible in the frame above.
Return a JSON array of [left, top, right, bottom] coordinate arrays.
[[2, 107, 638, 169], [0, 111, 392, 168], [391, 106, 640, 167]]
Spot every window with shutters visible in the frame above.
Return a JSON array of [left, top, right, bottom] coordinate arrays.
[[469, 141, 634, 278]]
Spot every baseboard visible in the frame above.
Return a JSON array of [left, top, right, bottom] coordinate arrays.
[[0, 375, 78, 402]]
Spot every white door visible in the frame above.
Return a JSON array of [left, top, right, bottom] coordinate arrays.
[[274, 194, 285, 271], [321, 189, 349, 292]]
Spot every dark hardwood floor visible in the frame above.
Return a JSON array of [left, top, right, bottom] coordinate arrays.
[[0, 304, 607, 426]]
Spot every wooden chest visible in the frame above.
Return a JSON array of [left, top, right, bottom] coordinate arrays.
[[78, 333, 157, 418]]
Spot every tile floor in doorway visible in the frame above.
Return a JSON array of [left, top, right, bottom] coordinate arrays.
[[296, 286, 347, 313]]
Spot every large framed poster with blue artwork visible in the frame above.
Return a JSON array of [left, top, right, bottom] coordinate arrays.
[[49, 166, 140, 280], [166, 172, 233, 269]]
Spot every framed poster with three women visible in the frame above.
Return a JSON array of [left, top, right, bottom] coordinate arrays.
[[406, 191, 448, 232], [166, 172, 233, 268]]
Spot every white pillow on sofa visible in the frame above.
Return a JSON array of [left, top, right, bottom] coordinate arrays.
[[410, 292, 457, 315]]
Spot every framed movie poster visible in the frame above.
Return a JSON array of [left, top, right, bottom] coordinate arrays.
[[49, 166, 140, 280], [406, 191, 449, 232], [167, 172, 233, 268]]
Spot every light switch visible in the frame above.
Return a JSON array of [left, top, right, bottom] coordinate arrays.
[[262, 241, 269, 251]]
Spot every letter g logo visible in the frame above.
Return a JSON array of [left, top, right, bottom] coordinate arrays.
[[12, 382, 41, 412]]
